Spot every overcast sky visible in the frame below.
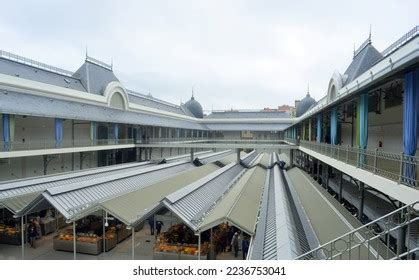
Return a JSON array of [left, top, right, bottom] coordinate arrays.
[[0, 0, 417, 111]]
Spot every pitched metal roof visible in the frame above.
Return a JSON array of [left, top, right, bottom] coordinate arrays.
[[127, 90, 193, 117], [98, 163, 221, 227], [0, 192, 41, 214], [0, 55, 86, 92], [0, 90, 207, 130], [162, 163, 244, 230], [0, 161, 152, 200], [343, 40, 383, 86], [160, 151, 259, 231], [73, 60, 119, 95], [198, 160, 267, 235], [13, 151, 230, 219], [19, 160, 194, 220], [249, 154, 302, 260]]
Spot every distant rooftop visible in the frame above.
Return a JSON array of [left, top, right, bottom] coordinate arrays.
[[205, 110, 291, 119]]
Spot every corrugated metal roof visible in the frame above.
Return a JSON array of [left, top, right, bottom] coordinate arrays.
[[0, 90, 207, 130], [99, 163, 220, 226], [198, 162, 266, 234], [14, 151, 230, 220], [22, 161, 194, 220], [162, 163, 245, 230], [249, 153, 301, 260], [0, 192, 42, 214], [0, 161, 153, 200]]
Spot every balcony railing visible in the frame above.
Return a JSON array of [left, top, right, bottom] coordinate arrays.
[[140, 137, 210, 143], [1, 139, 135, 152], [285, 138, 419, 188], [296, 201, 419, 260]]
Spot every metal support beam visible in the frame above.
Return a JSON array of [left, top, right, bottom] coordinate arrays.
[[358, 182, 365, 222], [198, 232, 201, 260], [190, 148, 194, 162], [21, 216, 24, 260], [132, 228, 135, 260], [289, 149, 294, 168], [317, 160, 321, 184], [102, 211, 106, 253], [339, 171, 343, 203], [73, 221, 76, 260]]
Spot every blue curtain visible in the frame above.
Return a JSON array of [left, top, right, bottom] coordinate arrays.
[[316, 113, 322, 143], [402, 70, 418, 186], [55, 118, 63, 148], [2, 114, 10, 151], [113, 123, 119, 144], [357, 93, 368, 167], [330, 107, 338, 145]]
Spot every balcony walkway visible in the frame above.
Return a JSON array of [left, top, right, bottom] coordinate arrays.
[[287, 167, 395, 259]]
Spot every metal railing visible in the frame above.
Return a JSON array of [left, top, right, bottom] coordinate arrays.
[[140, 137, 210, 143], [288, 139, 419, 188], [1, 139, 135, 151], [296, 201, 418, 260], [381, 25, 419, 58], [86, 55, 112, 70], [0, 50, 74, 77]]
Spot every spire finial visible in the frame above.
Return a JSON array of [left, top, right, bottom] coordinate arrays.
[[85, 45, 88, 60], [353, 43, 356, 58], [111, 58, 113, 70], [191, 85, 195, 99], [307, 83, 310, 96], [369, 24, 372, 41]]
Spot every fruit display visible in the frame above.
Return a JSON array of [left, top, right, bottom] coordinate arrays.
[[161, 224, 197, 244], [0, 224, 20, 236], [0, 224, 22, 245]]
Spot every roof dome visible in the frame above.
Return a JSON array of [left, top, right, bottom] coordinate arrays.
[[185, 95, 204, 118], [296, 93, 316, 117]]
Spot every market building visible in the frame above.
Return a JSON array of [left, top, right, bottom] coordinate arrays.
[[0, 26, 418, 260]]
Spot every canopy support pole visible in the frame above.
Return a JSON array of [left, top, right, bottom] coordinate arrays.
[[73, 221, 76, 260], [210, 227, 213, 260], [102, 211, 106, 253], [21, 216, 24, 260], [132, 228, 135, 260], [198, 231, 201, 260]]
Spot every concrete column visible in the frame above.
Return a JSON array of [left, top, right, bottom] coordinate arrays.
[[317, 160, 321, 184], [289, 149, 294, 168], [190, 148, 194, 162], [358, 182, 365, 221], [339, 172, 343, 203], [325, 165, 329, 190], [236, 148, 241, 163]]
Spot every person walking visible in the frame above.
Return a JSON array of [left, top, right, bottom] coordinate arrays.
[[231, 232, 239, 258], [148, 217, 154, 235], [156, 221, 164, 236], [27, 221, 38, 248], [242, 237, 250, 260]]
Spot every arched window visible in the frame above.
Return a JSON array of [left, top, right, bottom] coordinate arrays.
[[109, 92, 125, 110]]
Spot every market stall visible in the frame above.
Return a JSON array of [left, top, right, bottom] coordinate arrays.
[[153, 223, 209, 260]]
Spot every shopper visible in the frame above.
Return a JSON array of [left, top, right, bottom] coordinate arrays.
[[242, 237, 250, 260], [231, 232, 239, 258], [156, 221, 164, 236], [148, 217, 154, 235], [27, 221, 38, 248]]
